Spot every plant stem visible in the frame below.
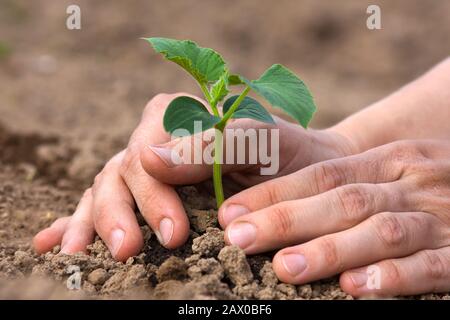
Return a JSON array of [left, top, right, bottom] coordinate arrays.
[[200, 83, 220, 117], [211, 86, 250, 209], [218, 86, 250, 126], [213, 126, 224, 208]]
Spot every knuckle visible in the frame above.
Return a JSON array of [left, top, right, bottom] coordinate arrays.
[[380, 260, 403, 288], [118, 150, 136, 179], [269, 204, 295, 242], [82, 188, 92, 200], [372, 213, 408, 249], [334, 185, 372, 226], [390, 140, 424, 159], [317, 236, 343, 271], [420, 250, 449, 281], [93, 172, 104, 188], [409, 162, 445, 190], [94, 200, 111, 224], [387, 140, 428, 170], [103, 156, 121, 174], [145, 93, 170, 111], [109, 150, 126, 165], [138, 190, 161, 222], [263, 183, 283, 205], [312, 161, 345, 193]]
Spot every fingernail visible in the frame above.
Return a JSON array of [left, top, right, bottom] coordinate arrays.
[[148, 145, 183, 167], [222, 204, 250, 226], [109, 229, 125, 257], [281, 254, 307, 276], [155, 218, 173, 246], [349, 271, 368, 288], [227, 222, 256, 249]]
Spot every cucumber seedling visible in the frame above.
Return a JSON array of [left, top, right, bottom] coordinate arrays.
[[144, 37, 316, 208]]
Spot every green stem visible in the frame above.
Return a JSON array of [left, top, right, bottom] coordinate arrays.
[[200, 83, 219, 117], [217, 86, 250, 126], [212, 86, 250, 209], [213, 126, 224, 208]]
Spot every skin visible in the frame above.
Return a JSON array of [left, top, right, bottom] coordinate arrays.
[[34, 58, 450, 297]]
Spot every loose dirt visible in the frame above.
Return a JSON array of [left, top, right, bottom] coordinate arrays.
[[0, 125, 449, 300], [1, 0, 449, 300]]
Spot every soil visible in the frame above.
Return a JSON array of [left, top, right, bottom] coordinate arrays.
[[0, 131, 448, 300], [1, 0, 450, 299]]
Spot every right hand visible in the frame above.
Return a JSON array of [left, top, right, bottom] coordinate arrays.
[[33, 93, 356, 261]]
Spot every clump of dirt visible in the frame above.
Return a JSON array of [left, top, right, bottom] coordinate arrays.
[[192, 228, 225, 258], [156, 256, 188, 282], [1, 123, 449, 300], [0, 157, 352, 300], [218, 245, 254, 286]]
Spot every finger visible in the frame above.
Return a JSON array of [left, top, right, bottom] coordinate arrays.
[[91, 153, 144, 261], [120, 94, 191, 248], [224, 182, 407, 253], [219, 143, 407, 227], [340, 247, 450, 298], [33, 216, 70, 254], [59, 188, 96, 254], [140, 118, 281, 185], [121, 161, 189, 249], [272, 211, 444, 284]]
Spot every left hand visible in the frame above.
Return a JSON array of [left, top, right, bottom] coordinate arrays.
[[218, 139, 450, 297]]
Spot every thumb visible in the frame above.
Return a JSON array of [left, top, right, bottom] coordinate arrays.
[[140, 118, 279, 185]]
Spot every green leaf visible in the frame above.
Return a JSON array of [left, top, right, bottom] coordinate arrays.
[[243, 64, 316, 128], [228, 74, 244, 85], [163, 96, 220, 136], [210, 71, 229, 105], [223, 96, 275, 124], [144, 37, 226, 85]]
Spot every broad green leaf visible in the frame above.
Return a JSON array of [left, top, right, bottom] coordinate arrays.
[[243, 64, 316, 128], [210, 71, 229, 105], [144, 37, 226, 85], [223, 95, 275, 124], [228, 74, 244, 85], [163, 96, 220, 136]]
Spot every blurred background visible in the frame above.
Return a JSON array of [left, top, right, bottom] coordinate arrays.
[[0, 0, 449, 183]]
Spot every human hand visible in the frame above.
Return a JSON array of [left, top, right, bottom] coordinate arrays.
[[33, 93, 354, 261], [218, 140, 450, 297]]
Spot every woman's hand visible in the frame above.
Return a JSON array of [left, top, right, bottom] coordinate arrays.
[[219, 140, 450, 297], [33, 93, 353, 261]]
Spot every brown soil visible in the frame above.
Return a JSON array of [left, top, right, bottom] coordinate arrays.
[[0, 128, 448, 300], [1, 0, 449, 299]]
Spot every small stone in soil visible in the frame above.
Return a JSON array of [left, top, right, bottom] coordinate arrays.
[[87, 268, 109, 286]]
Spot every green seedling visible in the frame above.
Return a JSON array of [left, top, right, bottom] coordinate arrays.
[[144, 37, 317, 208]]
